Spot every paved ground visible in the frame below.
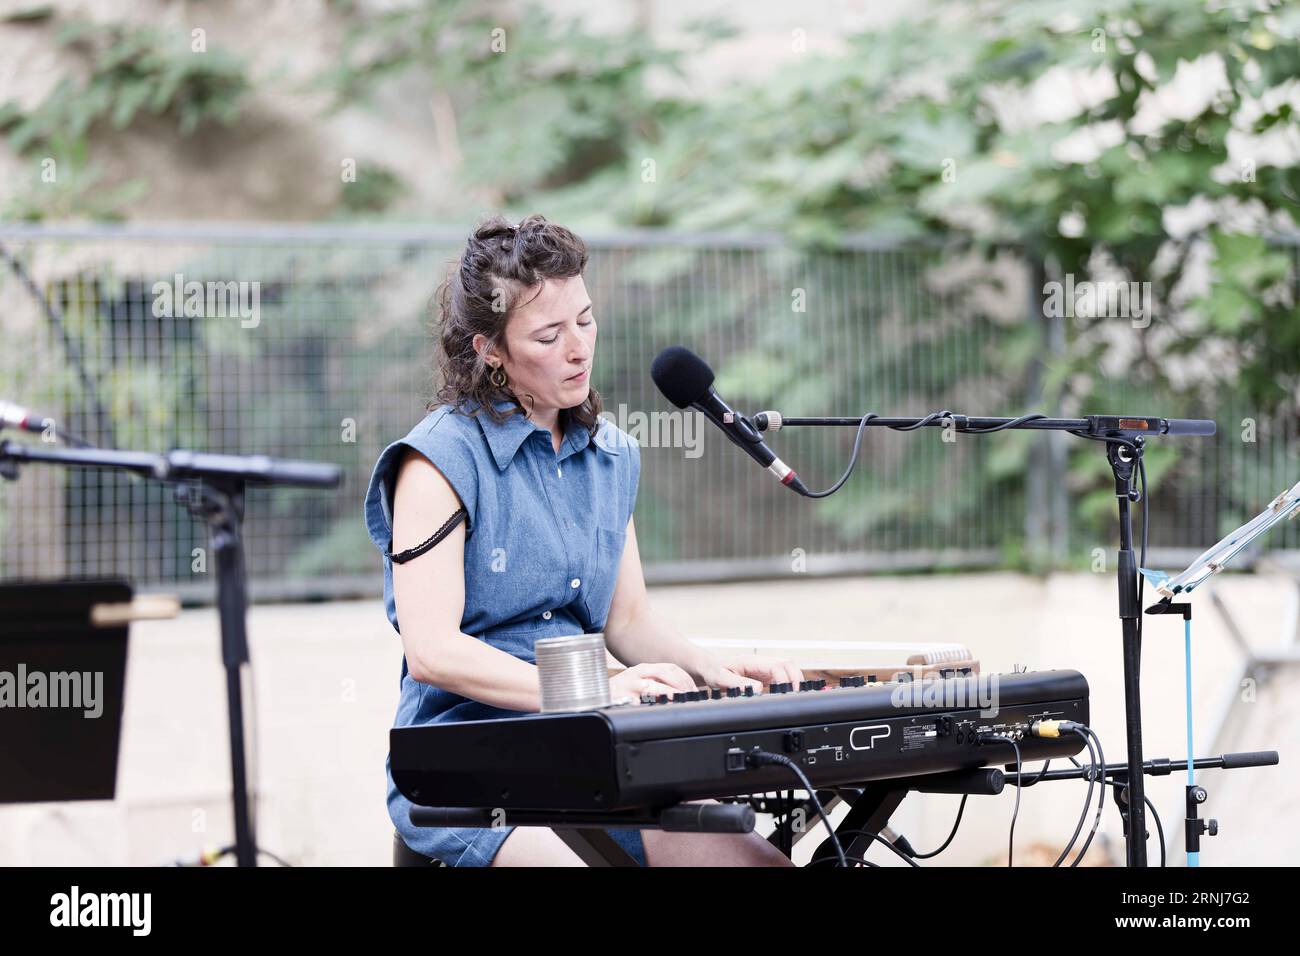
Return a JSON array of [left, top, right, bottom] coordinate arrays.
[[3, 570, 1295, 866]]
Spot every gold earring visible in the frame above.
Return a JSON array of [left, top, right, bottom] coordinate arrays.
[[489, 364, 508, 388]]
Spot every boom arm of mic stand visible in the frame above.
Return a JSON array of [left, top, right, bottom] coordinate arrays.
[[743, 406, 1217, 867]]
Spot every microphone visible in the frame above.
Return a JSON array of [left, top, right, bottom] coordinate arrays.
[[0, 400, 48, 436], [0, 400, 93, 447], [650, 346, 809, 496]]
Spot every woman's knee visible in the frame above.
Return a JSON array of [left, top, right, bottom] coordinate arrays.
[[642, 828, 794, 867], [491, 826, 587, 867]]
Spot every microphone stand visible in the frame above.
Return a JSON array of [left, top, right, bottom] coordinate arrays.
[[1, 439, 341, 867], [747, 410, 1216, 868], [1003, 748, 1278, 865]]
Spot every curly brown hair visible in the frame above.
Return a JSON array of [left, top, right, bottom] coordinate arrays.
[[430, 213, 603, 436]]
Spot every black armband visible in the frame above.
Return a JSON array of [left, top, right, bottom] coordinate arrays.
[[387, 507, 469, 564]]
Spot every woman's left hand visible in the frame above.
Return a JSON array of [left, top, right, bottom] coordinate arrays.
[[698, 654, 804, 691]]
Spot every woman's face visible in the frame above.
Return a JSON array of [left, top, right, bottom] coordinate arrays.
[[478, 275, 596, 415]]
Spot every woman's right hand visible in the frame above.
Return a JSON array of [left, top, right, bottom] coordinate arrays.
[[610, 662, 696, 703]]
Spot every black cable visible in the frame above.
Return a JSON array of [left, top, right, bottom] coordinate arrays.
[[808, 854, 879, 867], [908, 794, 969, 859], [982, 735, 1022, 866], [1019, 759, 1052, 788], [786, 789, 794, 858], [1053, 729, 1098, 867], [892, 410, 953, 431], [771, 791, 787, 858], [1149, 792, 1166, 867], [768, 790, 791, 858], [774, 790, 785, 858], [1069, 428, 1150, 666], [1137, 791, 1166, 868], [746, 751, 846, 867], [0, 406, 95, 448], [963, 413, 1048, 433], [1137, 456, 1149, 671], [800, 412, 1148, 517], [1068, 752, 1166, 867], [800, 413, 877, 498], [1069, 727, 1108, 867], [831, 828, 920, 867], [1067, 428, 1142, 460], [800, 410, 1043, 498], [165, 844, 292, 867]]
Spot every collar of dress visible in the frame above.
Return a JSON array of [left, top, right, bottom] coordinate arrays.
[[464, 397, 621, 471]]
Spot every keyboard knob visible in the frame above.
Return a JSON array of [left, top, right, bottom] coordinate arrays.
[[744, 686, 755, 697], [711, 688, 723, 700]]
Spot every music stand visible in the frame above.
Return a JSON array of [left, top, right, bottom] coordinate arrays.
[[0, 578, 131, 803]]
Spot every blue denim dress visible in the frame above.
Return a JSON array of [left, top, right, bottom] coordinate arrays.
[[363, 398, 647, 866]]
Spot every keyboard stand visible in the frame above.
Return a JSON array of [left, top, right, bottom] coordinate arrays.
[[409, 770, 1005, 866], [764, 768, 1007, 865], [408, 801, 758, 867]]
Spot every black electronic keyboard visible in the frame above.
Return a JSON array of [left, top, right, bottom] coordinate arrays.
[[391, 669, 1089, 812]]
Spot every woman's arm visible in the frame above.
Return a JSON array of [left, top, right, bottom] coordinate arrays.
[[390, 448, 545, 712], [603, 518, 803, 690]]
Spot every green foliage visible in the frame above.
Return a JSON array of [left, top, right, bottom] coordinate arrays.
[[338, 164, 406, 215], [0, 141, 147, 221], [527, 0, 1300, 552], [0, 18, 250, 155], [319, 0, 727, 201]]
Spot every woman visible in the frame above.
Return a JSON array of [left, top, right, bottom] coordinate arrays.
[[364, 214, 801, 866]]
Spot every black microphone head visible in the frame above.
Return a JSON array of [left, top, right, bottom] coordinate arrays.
[[651, 346, 715, 409]]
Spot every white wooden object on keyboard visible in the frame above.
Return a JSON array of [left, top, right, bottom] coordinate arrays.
[[606, 638, 980, 682]]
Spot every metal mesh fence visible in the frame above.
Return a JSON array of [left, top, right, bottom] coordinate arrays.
[[0, 223, 1295, 602]]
